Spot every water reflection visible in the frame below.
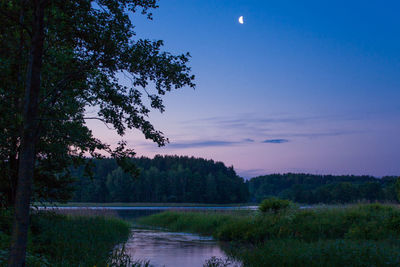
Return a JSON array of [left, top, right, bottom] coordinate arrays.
[[39, 206, 244, 266], [125, 229, 230, 267]]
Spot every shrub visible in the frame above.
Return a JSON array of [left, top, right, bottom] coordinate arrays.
[[259, 198, 291, 213]]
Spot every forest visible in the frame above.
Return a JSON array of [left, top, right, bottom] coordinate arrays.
[[67, 155, 398, 204], [248, 173, 398, 204], [70, 155, 249, 204]]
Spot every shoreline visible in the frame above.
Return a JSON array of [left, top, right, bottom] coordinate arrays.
[[34, 202, 256, 208]]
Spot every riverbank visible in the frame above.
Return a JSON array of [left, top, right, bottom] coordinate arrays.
[[138, 203, 400, 266], [36, 202, 254, 207], [0, 209, 132, 266]]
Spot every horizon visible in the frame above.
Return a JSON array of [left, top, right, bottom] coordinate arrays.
[[87, 0, 400, 178]]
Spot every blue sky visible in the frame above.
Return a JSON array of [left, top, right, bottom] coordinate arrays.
[[88, 0, 400, 178]]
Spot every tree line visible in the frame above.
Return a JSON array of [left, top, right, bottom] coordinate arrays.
[[70, 155, 249, 204], [68, 156, 399, 205], [248, 173, 398, 204]]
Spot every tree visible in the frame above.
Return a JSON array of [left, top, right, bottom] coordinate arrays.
[[205, 174, 217, 203], [106, 167, 132, 202], [1, 0, 195, 265], [395, 177, 400, 202]]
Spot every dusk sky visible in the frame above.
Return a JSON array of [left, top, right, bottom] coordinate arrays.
[[87, 0, 400, 178]]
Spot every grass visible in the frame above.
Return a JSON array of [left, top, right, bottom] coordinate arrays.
[[138, 203, 400, 266], [235, 239, 400, 267], [36, 202, 254, 207], [137, 210, 251, 236], [0, 209, 133, 266]]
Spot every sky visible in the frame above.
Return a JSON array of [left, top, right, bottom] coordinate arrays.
[[87, 0, 400, 178]]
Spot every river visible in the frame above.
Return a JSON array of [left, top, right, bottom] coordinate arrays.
[[124, 228, 232, 267], [42, 206, 252, 266]]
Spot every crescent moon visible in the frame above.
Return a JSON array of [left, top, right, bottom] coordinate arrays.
[[239, 16, 244, 24]]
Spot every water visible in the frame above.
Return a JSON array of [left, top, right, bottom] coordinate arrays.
[[40, 206, 250, 266], [116, 208, 244, 266], [124, 229, 234, 267]]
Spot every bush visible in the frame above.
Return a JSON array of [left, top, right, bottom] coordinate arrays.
[[259, 198, 291, 213]]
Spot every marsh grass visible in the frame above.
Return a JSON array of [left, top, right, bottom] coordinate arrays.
[[137, 210, 251, 236], [235, 239, 400, 267], [139, 203, 400, 266], [0, 209, 132, 266], [108, 245, 151, 267], [45, 207, 120, 217], [37, 202, 253, 207], [140, 204, 400, 242]]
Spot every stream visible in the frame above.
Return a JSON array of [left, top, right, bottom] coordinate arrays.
[[124, 228, 233, 267], [43, 206, 252, 266]]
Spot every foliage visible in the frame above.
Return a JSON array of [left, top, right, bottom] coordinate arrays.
[[0, 210, 132, 266], [139, 204, 400, 243], [203, 256, 238, 267], [259, 197, 291, 213], [248, 173, 398, 204], [235, 239, 400, 267], [137, 210, 246, 236], [395, 177, 400, 202], [108, 245, 151, 267], [71, 155, 249, 204], [140, 204, 400, 266], [0, 0, 195, 206]]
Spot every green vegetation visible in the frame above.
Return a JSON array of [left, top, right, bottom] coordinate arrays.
[[249, 173, 398, 203], [138, 210, 249, 236], [71, 156, 249, 204], [259, 197, 291, 213], [39, 202, 250, 207], [138, 203, 400, 266], [236, 239, 400, 267], [2, 0, 195, 263], [0, 0, 195, 208], [69, 158, 398, 205], [0, 210, 131, 266]]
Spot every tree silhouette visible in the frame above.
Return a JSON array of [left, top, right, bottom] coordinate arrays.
[[1, 1, 195, 265]]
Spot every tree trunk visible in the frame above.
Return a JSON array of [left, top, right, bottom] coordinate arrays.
[[8, 1, 45, 266]]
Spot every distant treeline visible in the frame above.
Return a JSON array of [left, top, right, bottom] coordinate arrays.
[[70, 156, 398, 204], [71, 155, 249, 203], [248, 174, 398, 204]]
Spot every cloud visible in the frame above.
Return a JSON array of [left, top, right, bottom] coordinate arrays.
[[262, 139, 289, 144], [166, 138, 258, 149], [166, 112, 369, 148], [185, 113, 360, 128], [265, 130, 362, 139], [167, 140, 237, 149], [181, 113, 367, 139]]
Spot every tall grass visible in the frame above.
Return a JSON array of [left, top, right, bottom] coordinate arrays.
[[137, 210, 251, 236], [139, 204, 400, 243], [38, 202, 253, 207], [138, 204, 400, 266], [235, 239, 400, 267], [0, 210, 133, 266]]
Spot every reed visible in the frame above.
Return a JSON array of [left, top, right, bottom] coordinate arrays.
[[139, 203, 400, 266], [0, 210, 132, 266]]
